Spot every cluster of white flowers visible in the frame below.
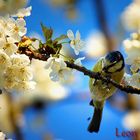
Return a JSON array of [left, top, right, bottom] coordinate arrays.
[[45, 30, 85, 82], [124, 73, 140, 88], [123, 32, 140, 73], [123, 32, 140, 88], [45, 56, 85, 82], [0, 6, 35, 93], [0, 131, 12, 140], [0, 3, 86, 89], [122, 1, 140, 31]]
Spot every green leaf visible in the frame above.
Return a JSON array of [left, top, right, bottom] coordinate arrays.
[[41, 23, 53, 42], [54, 34, 68, 43], [46, 42, 54, 49]]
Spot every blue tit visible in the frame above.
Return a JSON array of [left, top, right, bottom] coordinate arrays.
[[88, 51, 125, 133]]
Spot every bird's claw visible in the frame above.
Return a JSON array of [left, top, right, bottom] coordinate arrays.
[[102, 75, 111, 91], [93, 79, 98, 86]]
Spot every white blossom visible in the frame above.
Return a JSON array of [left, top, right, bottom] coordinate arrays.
[[0, 5, 35, 93], [0, 50, 11, 71], [46, 56, 71, 81], [124, 73, 140, 88], [74, 57, 85, 66], [130, 73, 140, 88], [8, 18, 27, 42], [10, 54, 32, 80], [0, 16, 15, 38], [0, 26, 6, 40], [50, 58, 71, 81], [10, 54, 30, 66], [0, 37, 17, 56], [123, 73, 131, 85], [0, 53, 35, 92], [0, 13, 27, 43], [12, 6, 32, 18], [123, 32, 140, 73], [3, 69, 16, 89], [0, 50, 11, 88], [45, 56, 55, 69], [67, 29, 85, 55], [14, 81, 36, 92], [8, 65, 32, 81]]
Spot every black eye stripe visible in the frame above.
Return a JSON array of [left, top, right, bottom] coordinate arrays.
[[103, 59, 124, 73]]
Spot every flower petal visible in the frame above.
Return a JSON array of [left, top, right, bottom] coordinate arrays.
[[16, 18, 26, 27], [74, 57, 85, 66], [45, 57, 54, 69], [49, 71, 59, 81], [61, 69, 71, 80], [76, 30, 81, 40], [74, 49, 79, 55], [67, 29, 74, 40]]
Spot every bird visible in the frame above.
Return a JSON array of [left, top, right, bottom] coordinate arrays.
[[88, 51, 125, 133]]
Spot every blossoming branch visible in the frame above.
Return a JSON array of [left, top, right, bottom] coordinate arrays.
[[0, 5, 140, 96]]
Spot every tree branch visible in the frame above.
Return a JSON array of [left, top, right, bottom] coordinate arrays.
[[65, 61, 140, 94], [19, 48, 140, 94]]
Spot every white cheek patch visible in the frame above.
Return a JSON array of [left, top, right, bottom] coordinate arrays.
[[101, 57, 105, 69], [108, 61, 123, 73]]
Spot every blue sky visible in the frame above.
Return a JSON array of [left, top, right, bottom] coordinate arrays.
[[26, 0, 131, 39]]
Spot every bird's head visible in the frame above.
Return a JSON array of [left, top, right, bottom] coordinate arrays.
[[103, 51, 125, 73]]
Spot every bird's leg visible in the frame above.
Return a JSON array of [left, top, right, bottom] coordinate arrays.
[[92, 79, 98, 86], [102, 74, 111, 91], [92, 72, 102, 86]]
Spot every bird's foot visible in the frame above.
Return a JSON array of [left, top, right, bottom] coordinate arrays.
[[92, 72, 102, 86], [102, 75, 111, 91]]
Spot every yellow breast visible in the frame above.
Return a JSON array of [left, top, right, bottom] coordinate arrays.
[[89, 59, 124, 101]]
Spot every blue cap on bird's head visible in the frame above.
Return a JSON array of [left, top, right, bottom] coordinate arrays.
[[103, 51, 125, 73]]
